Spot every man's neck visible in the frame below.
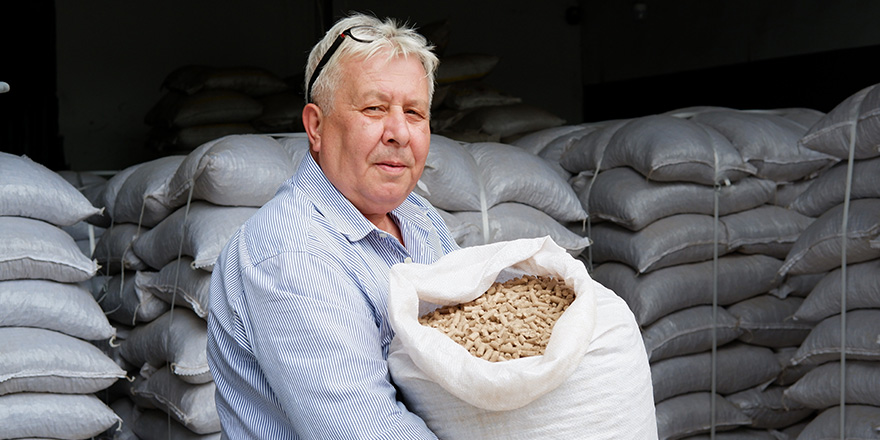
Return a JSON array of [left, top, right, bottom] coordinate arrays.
[[369, 212, 404, 245]]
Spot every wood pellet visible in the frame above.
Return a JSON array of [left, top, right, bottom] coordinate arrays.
[[418, 274, 576, 362]]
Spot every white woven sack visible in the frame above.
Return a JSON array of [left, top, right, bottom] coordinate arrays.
[[0, 392, 121, 439], [773, 347, 813, 388], [510, 124, 592, 156], [435, 53, 500, 84], [691, 110, 838, 182], [95, 272, 169, 326], [163, 89, 264, 128], [723, 205, 815, 259], [769, 272, 825, 300], [725, 385, 814, 430], [642, 305, 743, 362], [536, 127, 593, 180], [92, 222, 151, 274], [0, 279, 115, 341], [683, 428, 781, 439], [589, 213, 733, 274], [778, 198, 880, 277], [796, 405, 880, 440], [417, 138, 587, 223], [789, 309, 880, 367], [773, 107, 826, 129], [434, 207, 482, 248], [654, 392, 751, 439], [414, 134, 485, 212], [799, 83, 880, 160], [98, 162, 143, 226], [572, 167, 776, 231], [794, 259, 880, 322], [120, 308, 211, 384], [135, 256, 212, 319], [273, 132, 311, 166], [387, 237, 656, 439], [0, 216, 98, 283], [0, 152, 103, 226], [442, 81, 522, 111], [785, 361, 880, 409], [162, 65, 289, 97], [788, 156, 880, 217], [167, 134, 296, 208], [591, 254, 782, 327], [134, 407, 223, 440], [726, 295, 813, 348], [599, 115, 756, 185], [254, 90, 305, 132], [130, 365, 220, 435], [452, 202, 591, 256], [0, 327, 126, 396], [650, 342, 782, 404], [57, 169, 107, 189], [468, 142, 587, 222], [451, 103, 566, 139], [110, 397, 140, 440], [112, 155, 185, 227], [131, 201, 258, 271], [558, 119, 629, 174], [774, 178, 814, 209]]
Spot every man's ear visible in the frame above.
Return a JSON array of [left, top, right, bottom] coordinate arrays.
[[302, 103, 323, 152]]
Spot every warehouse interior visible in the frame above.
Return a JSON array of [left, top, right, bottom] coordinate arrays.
[[2, 1, 880, 439], [2, 0, 880, 171]]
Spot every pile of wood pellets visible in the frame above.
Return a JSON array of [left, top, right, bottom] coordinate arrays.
[[418, 274, 576, 362]]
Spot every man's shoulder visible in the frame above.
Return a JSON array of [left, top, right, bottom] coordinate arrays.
[[240, 185, 316, 264]]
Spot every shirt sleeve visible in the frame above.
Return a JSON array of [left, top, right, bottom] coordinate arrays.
[[240, 250, 438, 440]]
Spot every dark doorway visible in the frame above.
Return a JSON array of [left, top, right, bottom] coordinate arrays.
[[582, 45, 880, 122], [0, 1, 66, 170]]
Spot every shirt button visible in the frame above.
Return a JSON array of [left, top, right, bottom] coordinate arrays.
[[404, 257, 413, 264]]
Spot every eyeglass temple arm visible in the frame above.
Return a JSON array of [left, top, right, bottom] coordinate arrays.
[[306, 33, 347, 103]]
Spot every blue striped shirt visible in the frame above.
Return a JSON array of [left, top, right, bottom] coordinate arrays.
[[207, 152, 459, 439]]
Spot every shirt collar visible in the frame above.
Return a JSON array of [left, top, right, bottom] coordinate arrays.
[[295, 152, 432, 243]]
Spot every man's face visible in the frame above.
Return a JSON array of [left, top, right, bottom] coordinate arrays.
[[311, 51, 431, 220]]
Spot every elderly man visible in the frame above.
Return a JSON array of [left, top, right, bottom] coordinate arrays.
[[207, 12, 458, 439]]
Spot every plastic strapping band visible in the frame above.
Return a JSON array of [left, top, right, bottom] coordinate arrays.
[[837, 86, 866, 438], [463, 145, 491, 244], [709, 125, 723, 440], [88, 223, 97, 260], [128, 197, 150, 326], [171, 182, 196, 313], [710, 180, 722, 440], [165, 181, 195, 380], [478, 179, 490, 245], [584, 142, 607, 272], [584, 169, 602, 272]]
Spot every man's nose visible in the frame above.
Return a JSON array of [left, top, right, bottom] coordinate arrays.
[[383, 107, 410, 147]]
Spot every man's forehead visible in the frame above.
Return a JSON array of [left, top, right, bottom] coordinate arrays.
[[342, 55, 430, 102]]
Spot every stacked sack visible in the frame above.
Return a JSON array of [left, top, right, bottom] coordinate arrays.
[[415, 134, 591, 258], [0, 152, 126, 439], [57, 169, 110, 256], [420, 19, 567, 144], [145, 65, 301, 153], [548, 106, 839, 439], [88, 133, 303, 439], [774, 83, 880, 440]]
